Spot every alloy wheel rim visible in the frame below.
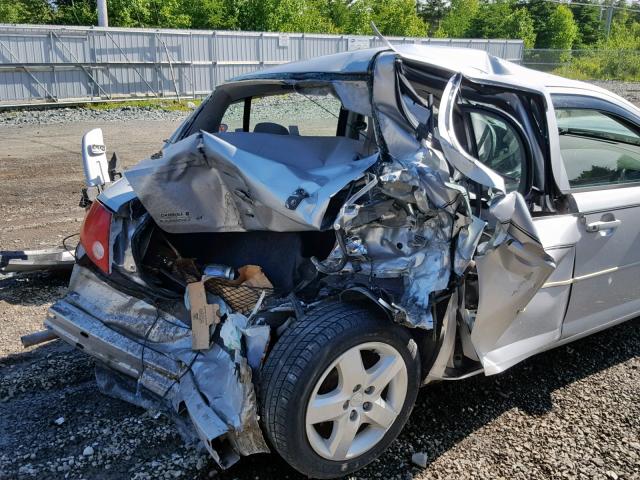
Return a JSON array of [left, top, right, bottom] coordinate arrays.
[[304, 341, 408, 461]]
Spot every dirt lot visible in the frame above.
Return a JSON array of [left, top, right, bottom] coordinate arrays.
[[1, 110, 639, 480], [0, 118, 182, 250]]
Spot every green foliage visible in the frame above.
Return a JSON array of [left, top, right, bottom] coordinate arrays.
[[436, 0, 536, 47], [437, 0, 479, 38], [1, 0, 639, 83], [369, 0, 426, 36], [467, 0, 536, 48], [526, 0, 578, 48], [0, 0, 28, 23], [179, 0, 242, 30], [525, 0, 557, 47], [0, 0, 54, 24], [55, 1, 97, 26], [0, 0, 426, 36], [337, 0, 373, 35], [570, 0, 604, 49], [556, 12, 640, 81], [264, 0, 336, 33], [504, 8, 536, 48], [547, 4, 578, 49], [418, 0, 448, 36]]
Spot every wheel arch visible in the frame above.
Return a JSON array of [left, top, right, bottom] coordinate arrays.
[[337, 287, 448, 384]]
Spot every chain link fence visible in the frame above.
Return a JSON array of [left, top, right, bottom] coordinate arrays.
[[523, 48, 640, 81]]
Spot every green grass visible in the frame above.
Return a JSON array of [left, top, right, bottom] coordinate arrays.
[[551, 50, 640, 82], [78, 98, 202, 112]]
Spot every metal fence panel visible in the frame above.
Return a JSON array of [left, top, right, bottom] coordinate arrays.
[[0, 24, 524, 106]]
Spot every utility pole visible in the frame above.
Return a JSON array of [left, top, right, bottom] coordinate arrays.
[[605, 1, 614, 39], [97, 0, 108, 28]]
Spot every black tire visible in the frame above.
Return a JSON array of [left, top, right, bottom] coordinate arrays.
[[259, 302, 421, 478]]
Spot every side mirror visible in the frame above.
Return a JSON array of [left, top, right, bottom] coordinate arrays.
[[81, 128, 109, 187]]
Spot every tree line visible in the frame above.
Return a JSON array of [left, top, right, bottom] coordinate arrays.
[[0, 0, 639, 52]]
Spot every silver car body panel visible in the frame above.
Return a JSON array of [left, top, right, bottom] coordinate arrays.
[[468, 192, 556, 374], [125, 131, 378, 233], [561, 186, 640, 339], [97, 175, 137, 213]]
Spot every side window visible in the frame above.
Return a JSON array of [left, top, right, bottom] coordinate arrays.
[[219, 92, 342, 136], [467, 110, 527, 193], [555, 108, 640, 188]]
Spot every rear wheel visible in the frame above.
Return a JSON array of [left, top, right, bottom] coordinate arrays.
[[260, 302, 420, 478]]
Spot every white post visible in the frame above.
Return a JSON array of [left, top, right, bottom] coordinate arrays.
[[97, 0, 108, 27]]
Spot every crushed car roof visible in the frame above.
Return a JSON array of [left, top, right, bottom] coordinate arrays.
[[230, 44, 627, 104]]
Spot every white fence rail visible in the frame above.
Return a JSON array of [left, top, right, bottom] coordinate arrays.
[[0, 24, 524, 107]]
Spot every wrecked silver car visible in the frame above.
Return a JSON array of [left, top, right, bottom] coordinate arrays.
[[42, 44, 640, 478]]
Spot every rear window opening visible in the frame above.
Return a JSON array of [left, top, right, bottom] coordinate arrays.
[[220, 92, 343, 137], [214, 86, 377, 155]]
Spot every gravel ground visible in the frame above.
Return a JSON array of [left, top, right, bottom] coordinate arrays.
[[1, 86, 639, 480], [0, 118, 183, 250], [0, 106, 189, 126], [587, 81, 640, 107], [1, 272, 638, 480]]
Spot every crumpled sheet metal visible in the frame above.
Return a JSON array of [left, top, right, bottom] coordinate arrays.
[[453, 215, 486, 276], [323, 53, 480, 329], [372, 52, 428, 161], [315, 54, 483, 329], [471, 192, 556, 374], [332, 80, 372, 116], [47, 265, 269, 469], [436, 73, 507, 193], [320, 144, 470, 329], [125, 132, 377, 235], [481, 190, 546, 250]]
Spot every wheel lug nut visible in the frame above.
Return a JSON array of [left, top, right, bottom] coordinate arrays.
[[353, 384, 361, 392], [364, 386, 374, 395], [343, 400, 349, 410], [350, 410, 358, 421], [363, 402, 372, 411]]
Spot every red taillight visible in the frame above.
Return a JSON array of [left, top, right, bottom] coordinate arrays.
[[80, 201, 112, 274]]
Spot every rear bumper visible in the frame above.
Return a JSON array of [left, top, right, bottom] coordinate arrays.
[[0, 248, 74, 273], [45, 265, 268, 468]]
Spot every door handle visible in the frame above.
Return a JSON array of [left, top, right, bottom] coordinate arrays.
[[586, 219, 621, 232]]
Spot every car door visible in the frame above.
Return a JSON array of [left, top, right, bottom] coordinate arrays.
[[550, 94, 640, 339], [437, 74, 559, 374]]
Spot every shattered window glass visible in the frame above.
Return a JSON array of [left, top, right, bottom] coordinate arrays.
[[556, 109, 640, 188], [469, 111, 525, 193]]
